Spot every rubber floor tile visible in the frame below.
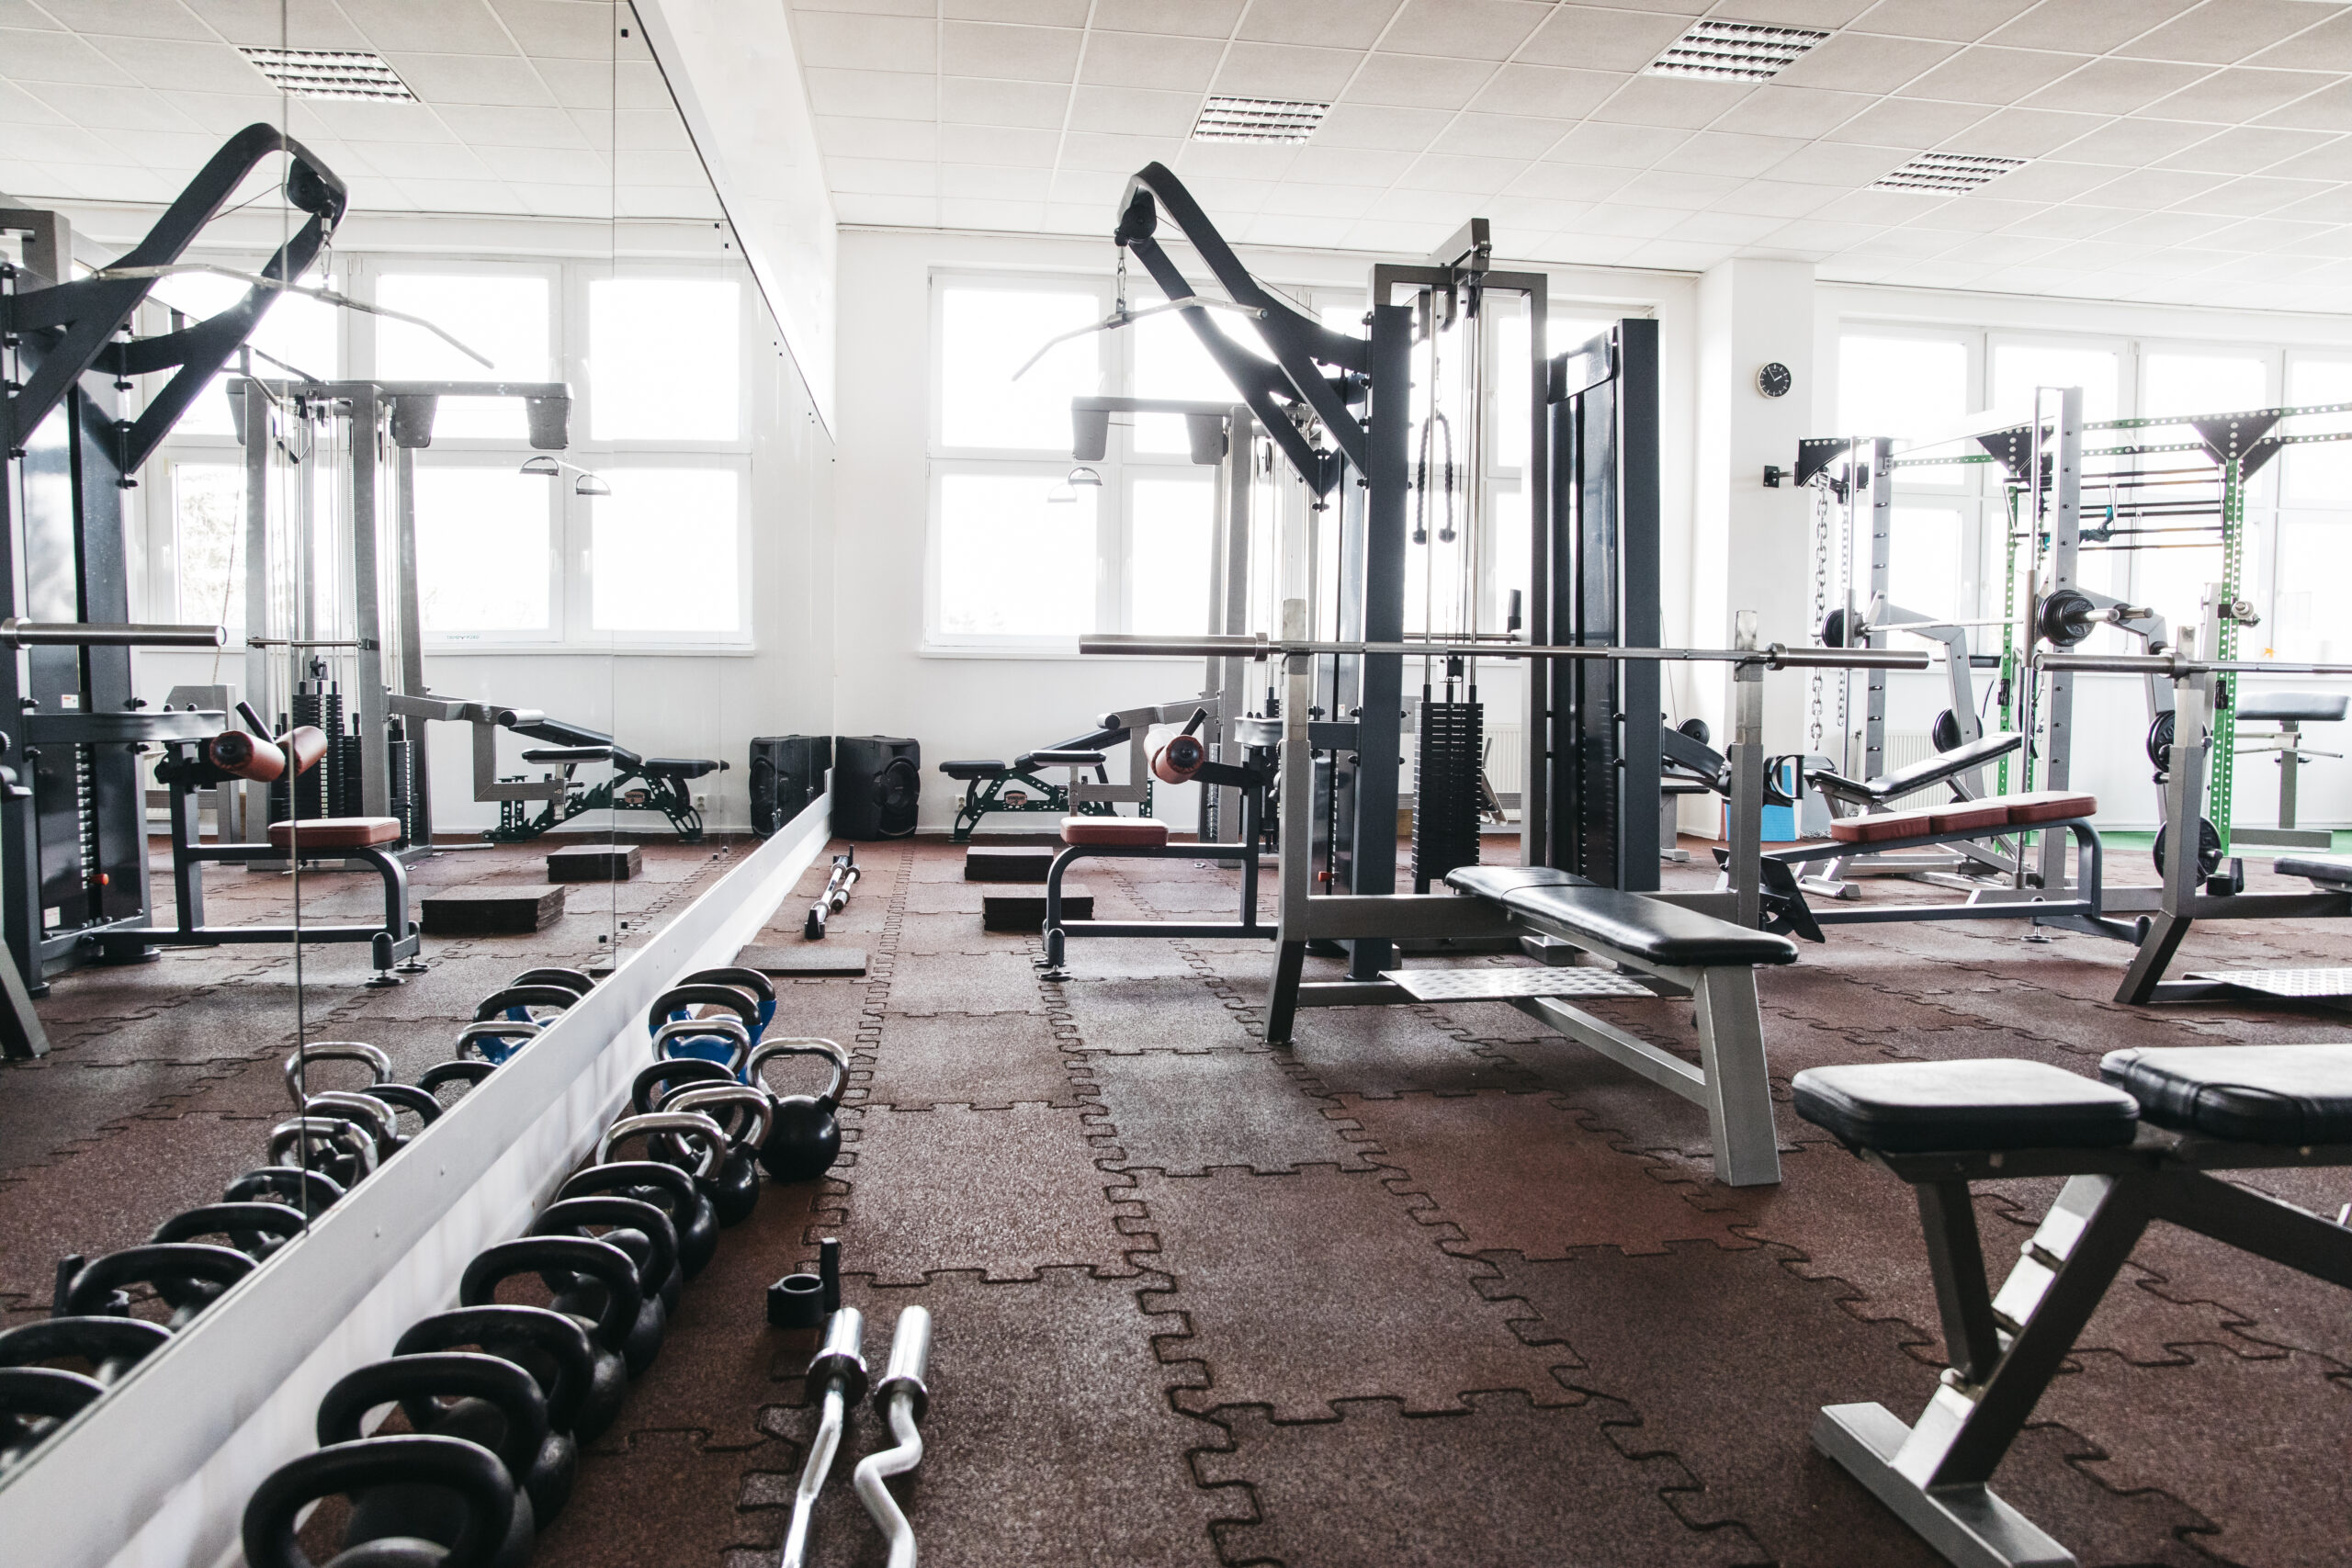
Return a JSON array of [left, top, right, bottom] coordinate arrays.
[[1765, 976, 1999, 1038], [1277, 1007, 1546, 1098], [2130, 1170, 2352, 1368], [0, 1058, 230, 1167], [536, 1427, 790, 1568], [901, 883, 990, 917], [1092, 1050, 1374, 1175], [881, 951, 1049, 1016], [863, 1011, 1087, 1110], [842, 1103, 1141, 1285], [323, 952, 521, 1021], [1054, 976, 1262, 1054], [888, 911, 1018, 954], [746, 1268, 1242, 1568], [1041, 936, 1204, 980], [2041, 1347, 2352, 1568], [1923, 988, 2222, 1055], [767, 980, 876, 1053], [1198, 1393, 1764, 1568], [1134, 1164, 1576, 1420], [1345, 1090, 1756, 1257]]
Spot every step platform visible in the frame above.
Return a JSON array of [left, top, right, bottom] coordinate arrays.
[[982, 884, 1092, 932], [969, 828, 1064, 849], [734, 943, 869, 978], [965, 846, 1057, 883], [2181, 967, 2352, 1002], [546, 844, 640, 882], [1381, 965, 1656, 1002], [422, 884, 566, 936]]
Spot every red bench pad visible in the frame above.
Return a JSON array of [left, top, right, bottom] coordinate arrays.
[[1928, 799, 2013, 833], [1060, 816, 1170, 848], [1829, 807, 1939, 844], [1999, 791, 2098, 826], [267, 817, 401, 850]]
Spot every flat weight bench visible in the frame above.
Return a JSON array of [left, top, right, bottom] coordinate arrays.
[[2233, 691, 2346, 850], [1434, 867, 1798, 1185], [1793, 1047, 2352, 1568]]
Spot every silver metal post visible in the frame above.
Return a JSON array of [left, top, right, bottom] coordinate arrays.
[[0, 620, 223, 649], [1729, 611, 1764, 932]]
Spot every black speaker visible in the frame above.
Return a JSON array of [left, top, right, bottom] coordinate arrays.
[[833, 736, 921, 840], [749, 735, 831, 838]]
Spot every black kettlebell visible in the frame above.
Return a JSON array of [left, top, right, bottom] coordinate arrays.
[[318, 1354, 544, 1568], [64, 1243, 255, 1328], [0, 1316, 171, 1384], [475, 983, 584, 1025], [0, 1367, 104, 1472], [630, 1056, 734, 1119], [510, 966, 594, 997], [461, 1237, 643, 1436], [746, 1038, 849, 1183], [267, 1114, 378, 1190], [532, 1194, 681, 1322], [283, 1040, 394, 1106], [300, 1091, 404, 1162], [397, 1305, 594, 1525], [596, 1111, 729, 1225], [419, 1059, 498, 1106], [651, 1016, 751, 1077], [150, 1201, 309, 1260], [242, 1434, 514, 1568], [680, 965, 776, 1034], [364, 1082, 443, 1148], [655, 1084, 771, 1227], [560, 1160, 715, 1282], [223, 1164, 345, 1218]]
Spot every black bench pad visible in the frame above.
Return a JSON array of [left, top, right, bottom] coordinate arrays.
[[2237, 692, 2348, 724], [940, 759, 1009, 781], [1448, 868, 1797, 968], [1792, 1059, 2140, 1153], [643, 757, 722, 780], [1807, 731, 2021, 803], [2101, 1044, 2352, 1144], [2276, 855, 2352, 886]]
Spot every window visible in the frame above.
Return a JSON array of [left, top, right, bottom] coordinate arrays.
[[1128, 476, 1213, 635], [376, 272, 552, 439], [172, 463, 244, 635], [590, 468, 742, 636], [2143, 351, 2267, 420], [933, 473, 1094, 637], [2285, 357, 2352, 505], [588, 277, 742, 442], [1886, 508, 1962, 625], [1991, 340, 2119, 423], [937, 284, 1101, 452], [413, 466, 553, 636], [148, 267, 340, 435], [1132, 309, 1247, 454]]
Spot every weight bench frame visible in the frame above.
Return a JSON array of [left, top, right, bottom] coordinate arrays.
[[1765, 818, 2120, 935], [1038, 769, 1272, 977], [1816, 1129, 2352, 1568]]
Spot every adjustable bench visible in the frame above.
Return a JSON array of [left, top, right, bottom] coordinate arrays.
[[941, 725, 1127, 841], [1794, 1046, 2352, 1568], [1411, 866, 1799, 1186], [1797, 733, 2031, 897], [1764, 788, 2109, 931], [2232, 691, 2346, 851]]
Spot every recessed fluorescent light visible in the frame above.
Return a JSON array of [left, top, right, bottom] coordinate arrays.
[[1646, 19, 1830, 81], [1875, 152, 2027, 193], [1192, 96, 1327, 144], [241, 47, 418, 103]]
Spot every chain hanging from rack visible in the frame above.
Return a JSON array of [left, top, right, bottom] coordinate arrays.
[[1807, 475, 1831, 752]]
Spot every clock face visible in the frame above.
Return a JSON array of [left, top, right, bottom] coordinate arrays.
[[1756, 361, 1792, 399]]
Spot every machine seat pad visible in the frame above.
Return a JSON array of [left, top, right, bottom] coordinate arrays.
[[267, 817, 401, 851], [2277, 855, 2352, 887], [1491, 883, 1799, 968], [2237, 693, 2349, 724], [1061, 816, 1169, 848], [1445, 865, 1588, 901], [1808, 732, 2023, 804], [1999, 790, 2098, 826], [643, 757, 721, 781], [1829, 806, 1940, 844], [1792, 1059, 2140, 1153], [2101, 1044, 2352, 1144], [939, 759, 1008, 781]]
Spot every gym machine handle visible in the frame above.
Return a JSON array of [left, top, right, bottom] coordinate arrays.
[[1080, 632, 1930, 671], [0, 618, 224, 649]]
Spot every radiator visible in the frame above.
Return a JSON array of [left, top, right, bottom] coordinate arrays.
[[1880, 730, 1944, 808]]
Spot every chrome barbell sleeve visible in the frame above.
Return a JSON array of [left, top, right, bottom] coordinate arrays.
[[854, 1306, 933, 1568], [781, 1308, 867, 1568]]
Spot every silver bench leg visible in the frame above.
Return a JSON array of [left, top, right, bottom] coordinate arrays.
[[1691, 967, 1780, 1186]]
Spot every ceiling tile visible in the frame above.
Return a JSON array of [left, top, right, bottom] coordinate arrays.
[[350, 0, 514, 55], [939, 164, 1055, 201], [2248, 182, 2352, 222], [1429, 112, 1575, 159], [1851, 0, 2040, 44], [4, 120, 138, 164], [1540, 119, 1690, 168], [0, 78, 72, 123], [431, 103, 593, 149], [1241, 211, 1351, 246], [1708, 85, 1877, 139], [1312, 101, 1452, 152], [1903, 194, 2044, 231], [1576, 202, 1689, 238], [1708, 177, 1843, 218], [1623, 236, 1737, 269], [1374, 186, 1486, 225], [1346, 216, 1460, 251], [803, 67, 938, 121], [1058, 130, 1184, 171], [26, 78, 200, 130], [5, 27, 148, 85], [154, 89, 284, 132], [1068, 84, 1198, 138], [607, 107, 692, 151], [1238, 0, 1401, 51], [2199, 215, 2335, 251], [1939, 231, 2061, 266], [1212, 40, 1363, 100], [614, 149, 707, 186], [477, 144, 608, 184], [940, 124, 1064, 164], [393, 175, 523, 210], [1774, 31, 1959, 94], [2244, 12, 2352, 73], [0, 0, 65, 27], [1485, 193, 1586, 231], [2120, 0, 2335, 67], [512, 181, 612, 218], [1343, 51, 1496, 109], [1396, 152, 1523, 195], [1999, 202, 2138, 238], [2077, 165, 2228, 208], [2261, 138, 2352, 182], [1900, 45, 2093, 105], [1288, 144, 1416, 185], [1468, 63, 1621, 118], [1762, 140, 1913, 185], [1079, 29, 1224, 92], [944, 0, 1089, 24], [2018, 54, 2208, 113], [38, 0, 211, 40], [287, 100, 458, 142], [1939, 107, 2111, 157], [1666, 209, 1785, 244], [1091, 0, 1248, 39], [535, 58, 671, 110], [2097, 208, 2232, 245], [2141, 67, 2340, 124], [1983, 0, 2199, 54], [1048, 166, 1129, 205], [343, 139, 494, 179], [817, 115, 938, 162], [1504, 160, 1633, 201], [1379, 0, 1551, 62], [1762, 217, 1888, 252], [941, 75, 1068, 128], [380, 52, 560, 107], [1825, 95, 1991, 146], [791, 11, 939, 73], [942, 22, 1084, 83], [2156, 125, 2337, 175], [2050, 116, 2212, 164], [1514, 6, 1692, 73], [1258, 178, 1384, 220], [1589, 75, 1754, 130], [1179, 141, 1299, 179], [1983, 159, 2128, 201], [1612, 167, 1742, 207], [491, 1, 618, 61], [937, 195, 1043, 231], [1653, 130, 1810, 177]]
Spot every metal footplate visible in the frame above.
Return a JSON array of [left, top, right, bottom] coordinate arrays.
[[1379, 965, 1655, 1002], [2178, 966, 2352, 999], [1812, 1404, 2075, 1568]]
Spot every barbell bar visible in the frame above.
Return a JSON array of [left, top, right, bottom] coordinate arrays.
[[0, 618, 225, 649], [1080, 632, 1929, 671]]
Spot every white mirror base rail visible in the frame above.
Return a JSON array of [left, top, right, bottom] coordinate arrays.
[[0, 786, 835, 1568]]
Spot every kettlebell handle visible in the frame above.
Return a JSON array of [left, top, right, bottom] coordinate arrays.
[[659, 1082, 775, 1151], [599, 1111, 725, 1179], [745, 1038, 849, 1109]]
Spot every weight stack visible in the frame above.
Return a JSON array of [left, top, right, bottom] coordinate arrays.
[[330, 734, 363, 818], [387, 720, 415, 847], [833, 736, 921, 840], [749, 735, 831, 837], [1412, 700, 1484, 892]]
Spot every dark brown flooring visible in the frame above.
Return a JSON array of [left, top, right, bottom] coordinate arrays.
[[7, 834, 2352, 1566]]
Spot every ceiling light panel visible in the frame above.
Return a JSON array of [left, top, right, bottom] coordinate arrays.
[[1192, 96, 1328, 144], [1645, 20, 1831, 82], [240, 48, 419, 103], [1875, 152, 2028, 193]]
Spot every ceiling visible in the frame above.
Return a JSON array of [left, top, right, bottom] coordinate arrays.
[[0, 0, 721, 226], [788, 0, 2352, 312]]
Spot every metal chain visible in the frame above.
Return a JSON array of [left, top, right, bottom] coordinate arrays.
[[1808, 478, 1829, 751]]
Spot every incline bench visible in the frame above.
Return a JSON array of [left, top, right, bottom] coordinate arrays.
[[1406, 867, 1800, 1186], [1793, 1046, 2352, 1568]]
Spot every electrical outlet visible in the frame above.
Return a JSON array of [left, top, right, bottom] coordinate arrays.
[[694, 793, 708, 809]]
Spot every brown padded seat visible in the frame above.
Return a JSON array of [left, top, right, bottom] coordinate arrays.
[[1927, 798, 2012, 833], [2000, 790, 2097, 826], [267, 817, 401, 851], [1829, 807, 1939, 844], [1830, 792, 2098, 844], [1061, 816, 1169, 848]]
